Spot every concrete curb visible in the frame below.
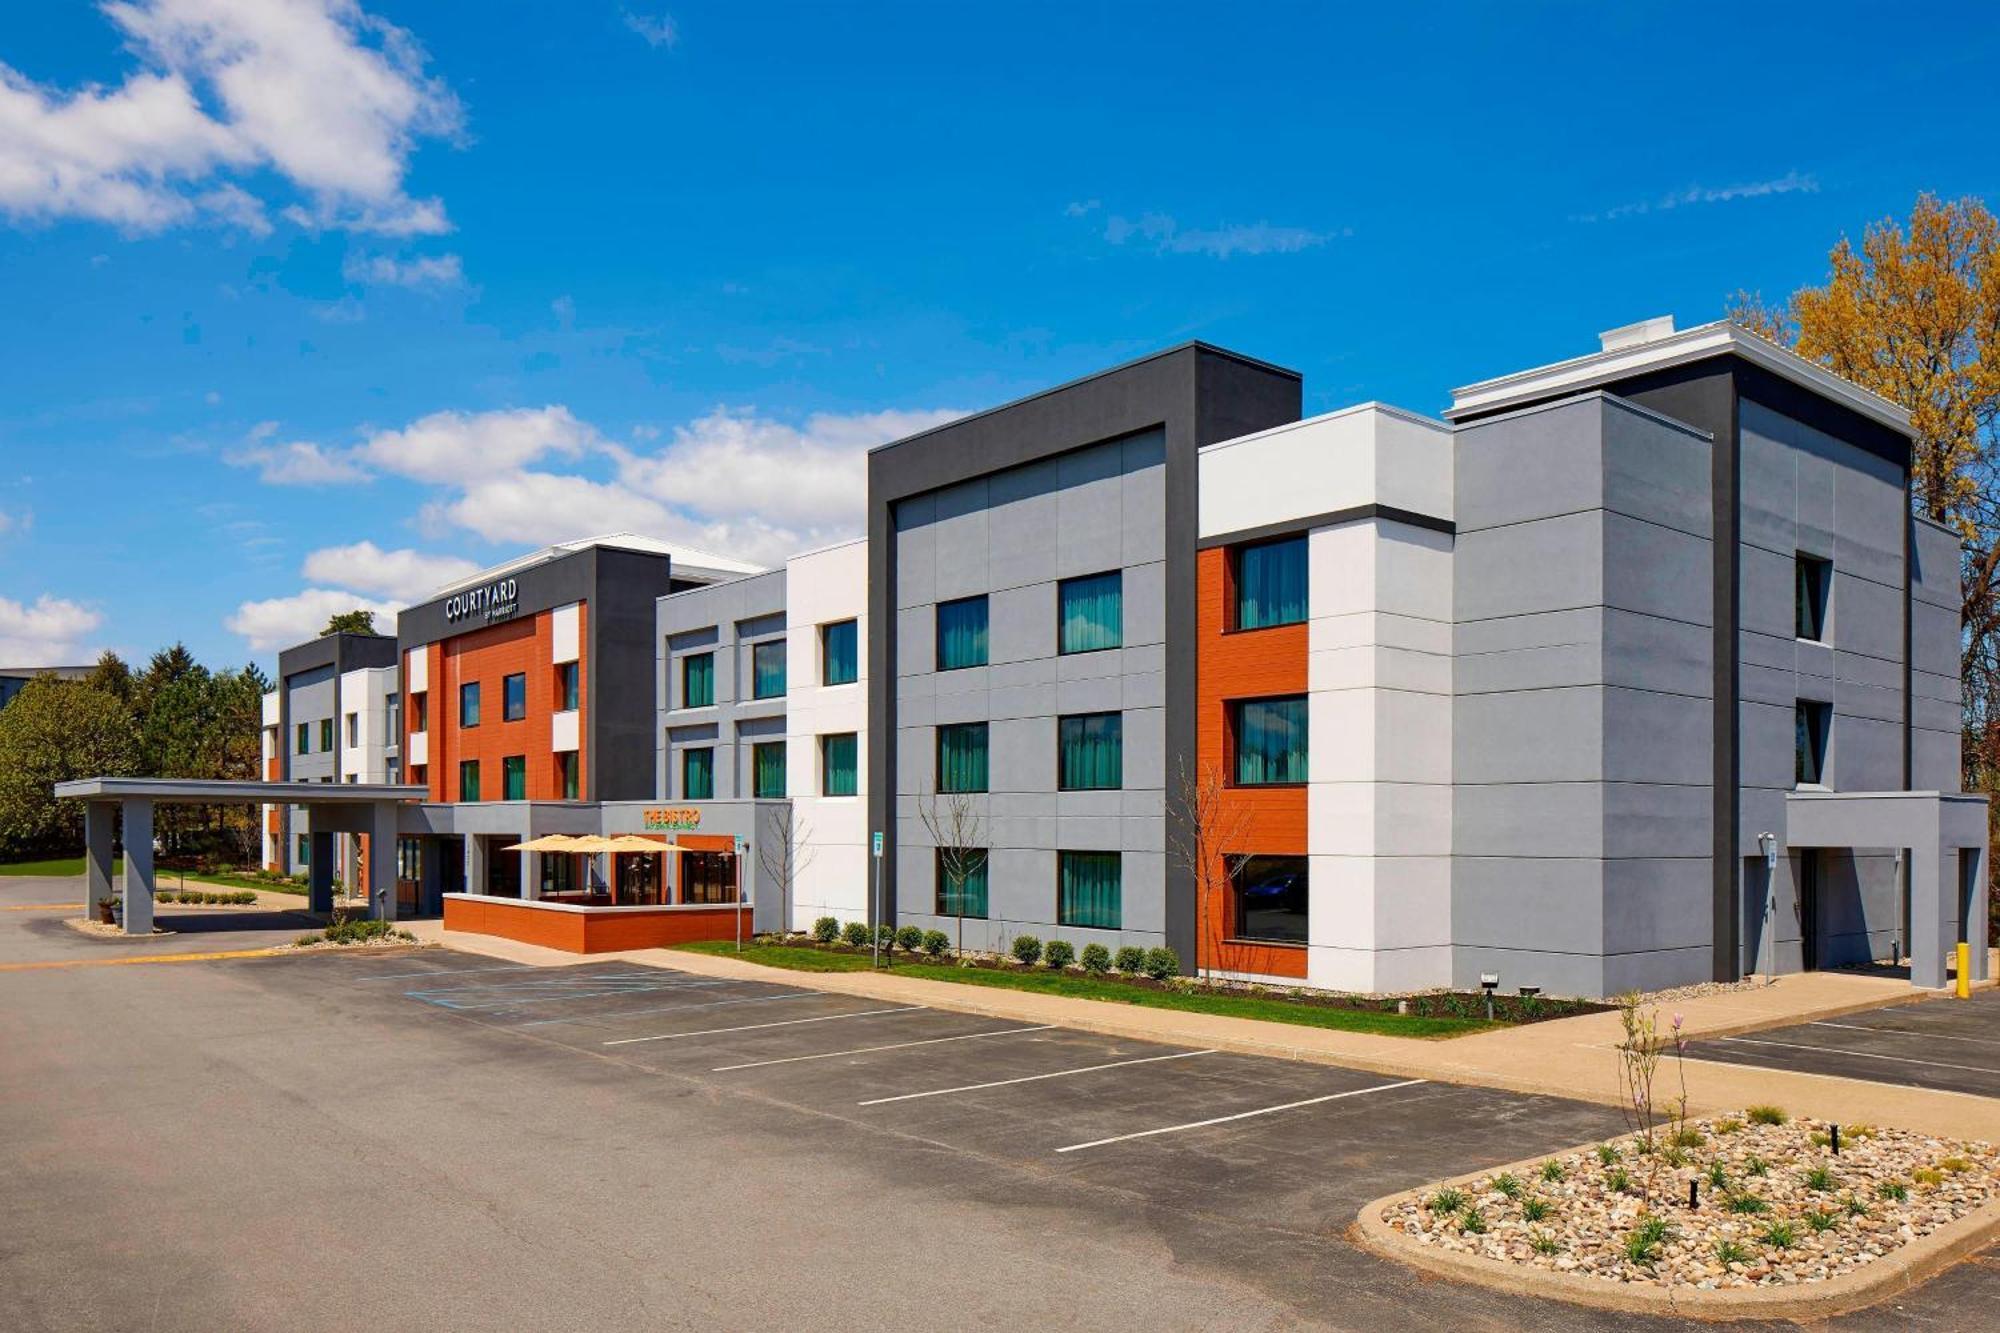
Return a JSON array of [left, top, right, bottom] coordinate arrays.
[[1351, 1146, 2000, 1322]]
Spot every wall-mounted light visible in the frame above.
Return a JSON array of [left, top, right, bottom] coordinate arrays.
[[1757, 831, 1778, 874]]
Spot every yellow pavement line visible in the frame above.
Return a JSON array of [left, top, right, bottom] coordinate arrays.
[[0, 946, 289, 972], [1, 903, 74, 911]]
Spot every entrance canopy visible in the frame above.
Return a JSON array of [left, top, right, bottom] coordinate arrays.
[[55, 776, 429, 935]]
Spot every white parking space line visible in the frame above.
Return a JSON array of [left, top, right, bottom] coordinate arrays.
[[351, 964, 549, 982], [858, 1049, 1216, 1106], [519, 991, 814, 1028], [1054, 1078, 1428, 1154], [603, 1006, 924, 1046], [713, 1025, 1055, 1072], [1716, 1036, 2000, 1076], [407, 974, 704, 996], [424, 983, 728, 1011], [1810, 1020, 2000, 1049]]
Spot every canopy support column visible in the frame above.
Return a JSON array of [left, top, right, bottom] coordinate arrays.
[[367, 802, 398, 921], [84, 800, 116, 920], [120, 797, 154, 936], [308, 831, 336, 914]]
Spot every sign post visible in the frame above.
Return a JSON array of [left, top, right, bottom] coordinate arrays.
[[870, 831, 884, 968], [734, 836, 747, 952]]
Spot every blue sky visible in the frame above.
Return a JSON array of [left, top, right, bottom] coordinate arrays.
[[2, 1, 1996, 673]]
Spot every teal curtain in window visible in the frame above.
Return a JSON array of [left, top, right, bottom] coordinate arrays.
[[1059, 572, 1123, 654], [459, 761, 480, 802], [682, 747, 714, 800], [1235, 535, 1308, 629], [460, 682, 481, 726], [937, 722, 989, 793], [683, 652, 714, 708], [503, 756, 526, 801], [822, 619, 858, 685], [822, 733, 858, 796], [1058, 713, 1122, 790], [752, 640, 787, 699], [1058, 851, 1122, 929], [1234, 696, 1308, 785], [936, 849, 988, 918], [753, 742, 787, 799], [936, 597, 988, 670]]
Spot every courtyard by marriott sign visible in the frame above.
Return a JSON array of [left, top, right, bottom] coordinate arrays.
[[443, 577, 519, 624], [642, 807, 702, 831]]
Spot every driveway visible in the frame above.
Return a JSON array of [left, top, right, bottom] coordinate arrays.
[[1687, 989, 2000, 1099]]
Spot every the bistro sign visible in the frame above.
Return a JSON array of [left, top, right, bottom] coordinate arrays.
[[642, 807, 702, 831], [443, 577, 519, 624]]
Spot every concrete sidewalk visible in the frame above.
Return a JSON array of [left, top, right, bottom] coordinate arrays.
[[406, 921, 2000, 1142]]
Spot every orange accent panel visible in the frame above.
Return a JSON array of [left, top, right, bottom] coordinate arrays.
[[1195, 546, 1308, 981], [409, 602, 587, 805], [680, 833, 735, 853], [443, 897, 750, 954]]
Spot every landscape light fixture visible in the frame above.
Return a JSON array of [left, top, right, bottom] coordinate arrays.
[[1480, 972, 1499, 1021]]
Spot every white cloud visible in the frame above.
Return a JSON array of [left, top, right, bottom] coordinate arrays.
[[1102, 212, 1333, 258], [299, 540, 478, 599], [1574, 170, 1819, 224], [343, 251, 463, 288], [425, 471, 674, 547], [0, 0, 459, 236], [356, 406, 596, 483], [224, 435, 371, 485], [622, 9, 678, 48], [1063, 199, 1100, 217], [0, 508, 27, 536], [226, 586, 401, 651], [0, 594, 102, 665]]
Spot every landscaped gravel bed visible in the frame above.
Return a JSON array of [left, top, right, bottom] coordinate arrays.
[[1384, 1112, 1999, 1289]]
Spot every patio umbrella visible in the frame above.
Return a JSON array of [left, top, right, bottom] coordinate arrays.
[[501, 834, 588, 852], [604, 834, 684, 854]]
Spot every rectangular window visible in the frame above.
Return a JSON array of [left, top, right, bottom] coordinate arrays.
[[556, 750, 579, 800], [296, 722, 310, 754], [935, 848, 989, 919], [458, 759, 480, 802], [386, 693, 400, 739], [556, 662, 579, 711], [386, 757, 401, 785], [936, 722, 989, 793], [1795, 552, 1831, 641], [1058, 712, 1123, 790], [682, 652, 714, 708], [345, 712, 359, 747], [320, 718, 334, 752], [1233, 534, 1308, 630], [502, 755, 526, 801], [752, 741, 787, 799], [821, 732, 858, 796], [682, 746, 715, 800], [503, 672, 527, 722], [822, 618, 858, 685], [1232, 696, 1308, 785], [410, 691, 427, 732], [410, 763, 427, 787], [1058, 851, 1122, 930], [297, 834, 309, 865], [936, 596, 989, 670], [460, 681, 481, 728], [681, 851, 738, 904], [1059, 571, 1123, 654], [752, 639, 787, 699], [1795, 700, 1831, 786], [1233, 855, 1308, 944]]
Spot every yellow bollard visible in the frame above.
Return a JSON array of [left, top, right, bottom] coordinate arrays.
[[1957, 941, 1972, 999]]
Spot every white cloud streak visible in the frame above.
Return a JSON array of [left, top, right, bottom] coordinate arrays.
[[298, 540, 478, 600], [0, 594, 102, 665], [1573, 170, 1819, 223], [225, 587, 402, 651], [342, 251, 463, 288], [1101, 212, 1335, 258], [622, 9, 679, 48]]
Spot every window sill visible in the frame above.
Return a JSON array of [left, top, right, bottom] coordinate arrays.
[[1228, 781, 1308, 790], [1221, 620, 1307, 636], [1223, 937, 1307, 950]]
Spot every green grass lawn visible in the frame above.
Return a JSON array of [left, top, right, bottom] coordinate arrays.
[[0, 855, 118, 877], [0, 858, 309, 897], [177, 869, 307, 895], [673, 940, 1493, 1039]]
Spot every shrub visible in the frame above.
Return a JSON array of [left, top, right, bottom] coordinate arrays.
[[1010, 934, 1043, 966], [1804, 1209, 1839, 1234], [1761, 1221, 1797, 1249], [1521, 1197, 1551, 1223], [1595, 1143, 1619, 1166], [1491, 1172, 1522, 1200], [1671, 1128, 1705, 1148], [1706, 1162, 1728, 1189], [1941, 1156, 1972, 1174], [878, 924, 897, 950], [1623, 1214, 1671, 1267], [1712, 1117, 1742, 1135], [1842, 1194, 1869, 1217], [1529, 1231, 1561, 1257], [1043, 939, 1076, 970], [921, 929, 950, 958], [812, 916, 839, 944], [1877, 1181, 1909, 1202], [895, 925, 925, 954], [1913, 1167, 1945, 1187], [1080, 942, 1112, 975], [1727, 1192, 1767, 1215], [1803, 1165, 1837, 1192], [1142, 946, 1180, 981], [1745, 1155, 1770, 1177], [1113, 945, 1146, 974], [1458, 1207, 1487, 1235], [840, 920, 871, 948], [1539, 1160, 1566, 1183], [1605, 1167, 1631, 1194], [1715, 1238, 1751, 1266], [1426, 1187, 1465, 1213], [1746, 1105, 1788, 1126]]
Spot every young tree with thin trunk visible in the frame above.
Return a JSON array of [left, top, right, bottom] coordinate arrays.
[[1165, 757, 1251, 982], [915, 785, 987, 960], [756, 806, 815, 935]]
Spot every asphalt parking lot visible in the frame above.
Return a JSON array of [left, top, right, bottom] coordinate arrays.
[[1686, 989, 2000, 1099]]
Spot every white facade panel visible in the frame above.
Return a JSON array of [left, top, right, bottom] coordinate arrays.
[[404, 646, 428, 693], [1197, 403, 1452, 539], [551, 601, 582, 663], [784, 539, 869, 929], [551, 707, 580, 753]]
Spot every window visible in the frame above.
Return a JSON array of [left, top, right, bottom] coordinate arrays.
[[1232, 855, 1308, 944], [410, 691, 427, 732], [320, 718, 334, 752], [822, 619, 858, 685], [1795, 552, 1831, 641], [1058, 851, 1122, 930], [345, 712, 359, 747], [936, 722, 989, 793], [821, 732, 858, 796], [386, 758, 401, 785], [1795, 700, 1831, 786], [556, 751, 579, 800], [502, 755, 526, 801], [681, 851, 737, 904], [936, 596, 988, 670], [1058, 712, 1123, 790], [460, 681, 481, 728], [503, 672, 527, 722], [682, 746, 715, 800], [296, 722, 310, 754], [410, 763, 427, 787], [555, 661, 579, 711], [752, 741, 787, 799], [297, 834, 309, 865], [1233, 534, 1308, 630], [935, 848, 989, 918], [458, 759, 480, 802], [1059, 571, 1122, 654], [752, 639, 787, 699], [539, 852, 577, 899], [1232, 696, 1308, 785], [386, 693, 400, 739], [682, 652, 714, 708]]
